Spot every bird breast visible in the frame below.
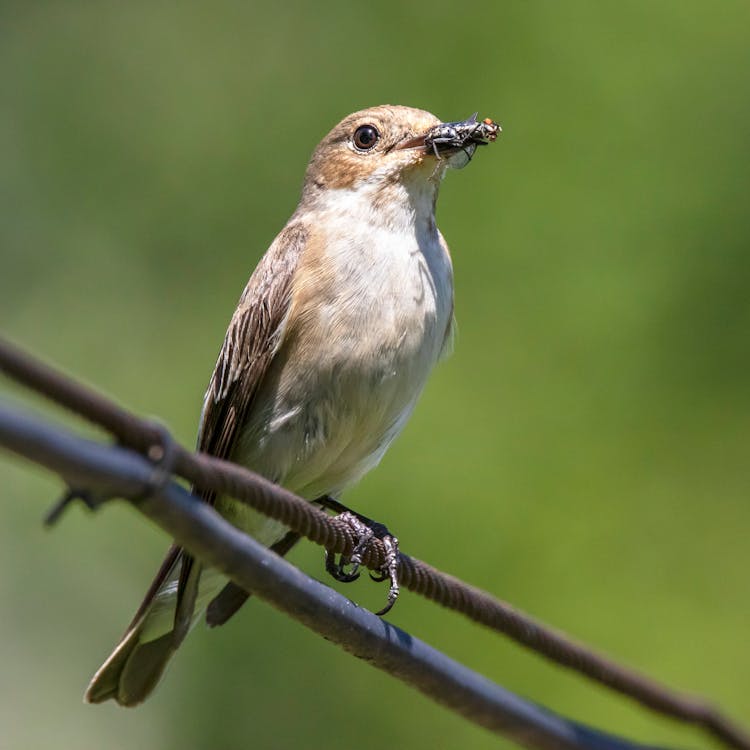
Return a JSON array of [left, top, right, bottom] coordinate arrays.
[[237, 187, 454, 500]]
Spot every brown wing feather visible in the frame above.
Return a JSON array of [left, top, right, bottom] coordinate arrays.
[[173, 223, 308, 639], [199, 222, 309, 470]]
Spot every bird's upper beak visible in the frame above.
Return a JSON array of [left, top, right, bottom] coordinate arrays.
[[395, 133, 431, 151]]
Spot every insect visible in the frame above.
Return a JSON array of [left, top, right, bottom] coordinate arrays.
[[425, 113, 501, 160]]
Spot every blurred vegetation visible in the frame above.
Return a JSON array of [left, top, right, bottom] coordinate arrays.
[[2, 2, 749, 748]]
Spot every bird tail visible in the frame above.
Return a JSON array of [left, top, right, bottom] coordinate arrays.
[[84, 548, 224, 707], [85, 516, 297, 706], [84, 619, 176, 707]]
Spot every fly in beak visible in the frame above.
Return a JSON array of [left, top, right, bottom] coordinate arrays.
[[395, 113, 501, 164]]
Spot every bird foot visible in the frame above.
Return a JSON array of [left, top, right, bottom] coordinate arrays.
[[324, 509, 401, 616]]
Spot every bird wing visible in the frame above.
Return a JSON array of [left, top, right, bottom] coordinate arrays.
[[198, 222, 308, 464], [437, 231, 455, 360], [171, 222, 308, 640]]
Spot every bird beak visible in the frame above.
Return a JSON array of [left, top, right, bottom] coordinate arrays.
[[395, 133, 430, 151]]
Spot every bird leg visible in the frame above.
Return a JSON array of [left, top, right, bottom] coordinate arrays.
[[317, 496, 401, 616]]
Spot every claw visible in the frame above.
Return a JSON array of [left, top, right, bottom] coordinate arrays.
[[373, 535, 400, 616], [325, 548, 361, 582], [324, 509, 401, 616], [325, 511, 375, 582]]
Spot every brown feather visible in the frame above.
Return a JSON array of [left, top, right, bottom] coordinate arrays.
[[174, 223, 308, 636]]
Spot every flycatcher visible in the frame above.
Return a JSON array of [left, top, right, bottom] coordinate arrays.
[[85, 105, 499, 706]]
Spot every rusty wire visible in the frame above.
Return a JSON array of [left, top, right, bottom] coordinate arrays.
[[1, 336, 748, 750]]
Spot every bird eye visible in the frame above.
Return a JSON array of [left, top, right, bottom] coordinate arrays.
[[352, 124, 379, 151]]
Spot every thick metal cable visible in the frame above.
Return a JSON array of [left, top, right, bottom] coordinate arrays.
[[0, 336, 747, 750]]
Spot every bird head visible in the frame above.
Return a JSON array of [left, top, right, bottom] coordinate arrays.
[[301, 105, 499, 202]]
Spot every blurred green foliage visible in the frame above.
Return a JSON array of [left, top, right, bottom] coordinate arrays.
[[2, 2, 749, 748]]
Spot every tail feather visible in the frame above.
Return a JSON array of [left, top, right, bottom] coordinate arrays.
[[84, 624, 175, 707], [85, 554, 228, 706], [86, 516, 294, 706], [85, 546, 194, 707]]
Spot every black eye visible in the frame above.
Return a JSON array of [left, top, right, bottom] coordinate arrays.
[[353, 124, 379, 151]]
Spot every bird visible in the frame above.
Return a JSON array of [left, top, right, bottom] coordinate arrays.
[[84, 104, 499, 707]]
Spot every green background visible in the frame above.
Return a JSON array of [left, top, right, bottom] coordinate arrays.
[[2, 2, 749, 748]]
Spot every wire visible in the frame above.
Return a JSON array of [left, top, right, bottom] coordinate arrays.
[[0, 402, 670, 750], [1, 336, 747, 750]]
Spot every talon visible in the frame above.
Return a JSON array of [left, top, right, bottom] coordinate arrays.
[[325, 548, 339, 577], [325, 511, 376, 582], [336, 558, 362, 583], [320, 504, 402, 615], [325, 550, 361, 583], [374, 535, 400, 616]]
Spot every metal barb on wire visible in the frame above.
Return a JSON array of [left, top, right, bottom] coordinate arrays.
[[44, 487, 100, 526], [1, 335, 749, 750], [137, 420, 180, 501]]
